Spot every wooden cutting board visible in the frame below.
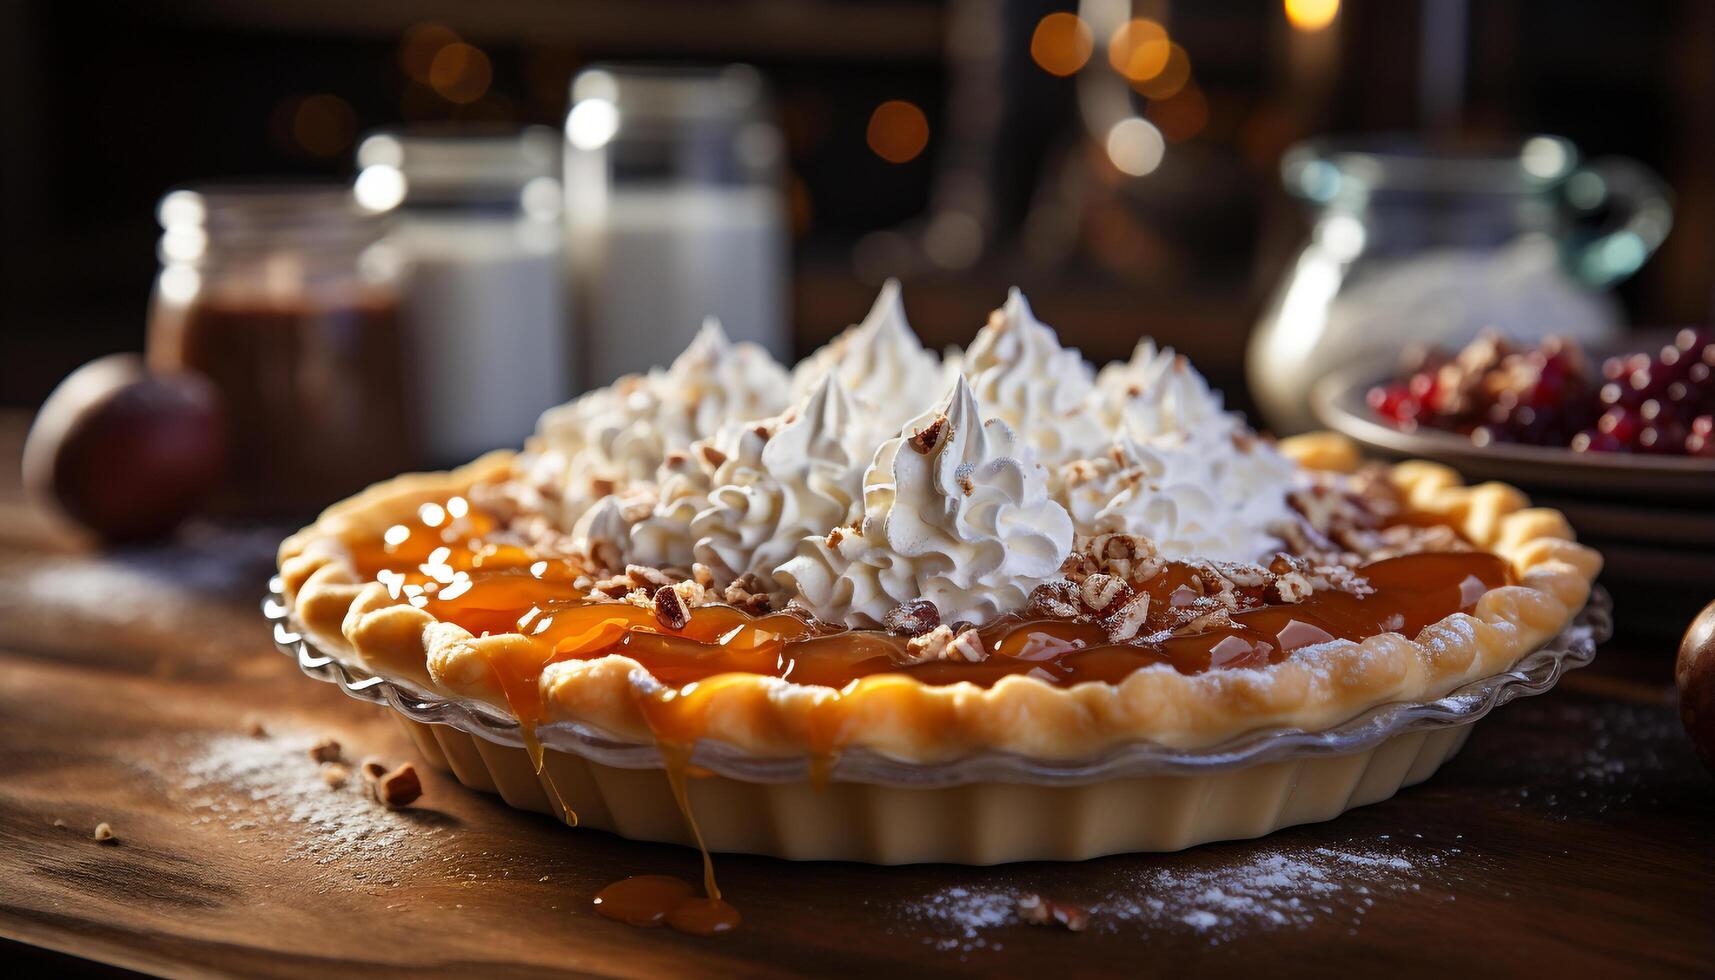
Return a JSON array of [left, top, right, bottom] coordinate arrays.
[[0, 418, 1711, 977]]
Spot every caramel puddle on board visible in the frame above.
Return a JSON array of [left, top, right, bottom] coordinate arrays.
[[591, 689, 742, 936]]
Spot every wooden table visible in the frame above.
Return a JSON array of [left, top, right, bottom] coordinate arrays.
[[1, 417, 1711, 978]]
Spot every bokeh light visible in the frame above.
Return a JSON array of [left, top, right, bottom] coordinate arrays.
[[1284, 0, 1340, 32], [1108, 19, 1170, 82], [1150, 83, 1208, 143], [355, 165, 407, 212], [866, 100, 930, 164], [1105, 117, 1166, 176], [291, 94, 357, 158], [1132, 43, 1191, 99], [399, 23, 460, 83], [1030, 13, 1094, 77], [566, 98, 621, 150], [428, 42, 492, 104]]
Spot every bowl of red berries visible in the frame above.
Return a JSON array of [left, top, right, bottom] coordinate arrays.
[[1315, 328, 1715, 501], [1315, 328, 1715, 633]]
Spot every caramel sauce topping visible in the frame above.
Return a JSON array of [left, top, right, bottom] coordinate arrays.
[[347, 494, 1509, 935], [352, 502, 1508, 700]]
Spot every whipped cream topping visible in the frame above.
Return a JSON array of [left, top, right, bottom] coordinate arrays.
[[529, 318, 788, 528], [776, 377, 1073, 626], [693, 376, 866, 582], [1096, 338, 1228, 441], [521, 284, 1302, 627], [1056, 432, 1286, 562], [963, 289, 1108, 468], [790, 279, 947, 444]]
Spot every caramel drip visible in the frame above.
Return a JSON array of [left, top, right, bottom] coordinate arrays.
[[592, 876, 740, 936]]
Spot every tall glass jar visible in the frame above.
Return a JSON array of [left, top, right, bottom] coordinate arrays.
[[357, 126, 572, 465], [146, 185, 414, 516], [564, 64, 788, 386]]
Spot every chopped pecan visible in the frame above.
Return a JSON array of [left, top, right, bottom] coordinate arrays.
[[1079, 573, 1126, 612], [1017, 893, 1089, 932], [652, 585, 691, 631], [1026, 581, 1081, 619], [1274, 572, 1315, 603], [626, 564, 675, 588], [364, 762, 422, 809], [1100, 592, 1152, 641], [907, 415, 948, 455], [883, 598, 941, 637], [308, 737, 342, 764]]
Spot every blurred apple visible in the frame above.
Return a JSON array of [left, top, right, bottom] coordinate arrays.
[[22, 354, 228, 542], [1680, 599, 1715, 775]]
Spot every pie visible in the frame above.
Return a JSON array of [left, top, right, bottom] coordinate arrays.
[[276, 282, 1601, 861]]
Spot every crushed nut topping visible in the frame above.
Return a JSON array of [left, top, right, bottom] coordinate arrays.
[[907, 415, 948, 455], [1028, 535, 1369, 643], [322, 763, 351, 788], [92, 822, 116, 844], [901, 623, 986, 664], [882, 598, 941, 637], [652, 585, 691, 631], [363, 761, 422, 809], [308, 738, 342, 764], [1017, 893, 1089, 932], [1281, 465, 1471, 566]]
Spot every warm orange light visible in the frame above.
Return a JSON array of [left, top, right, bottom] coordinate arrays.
[[866, 100, 930, 164], [291, 94, 358, 158], [1030, 13, 1094, 77], [1107, 19, 1170, 82], [429, 42, 493, 105], [1150, 83, 1208, 143], [1132, 43, 1190, 99], [1284, 0, 1340, 32], [400, 23, 460, 83]]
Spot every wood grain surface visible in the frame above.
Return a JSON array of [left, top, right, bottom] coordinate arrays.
[[1, 414, 1711, 978]]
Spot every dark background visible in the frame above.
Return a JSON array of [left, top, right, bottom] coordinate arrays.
[[3, 0, 1711, 411]]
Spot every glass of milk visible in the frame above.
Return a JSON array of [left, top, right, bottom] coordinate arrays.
[[357, 125, 573, 464], [564, 64, 789, 387]]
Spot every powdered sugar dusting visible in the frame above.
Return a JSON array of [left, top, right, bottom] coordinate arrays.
[[899, 838, 1451, 950], [177, 731, 438, 866]]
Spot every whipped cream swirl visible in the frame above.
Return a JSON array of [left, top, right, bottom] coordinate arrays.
[[963, 289, 1108, 468], [529, 318, 788, 528], [693, 375, 866, 582], [791, 279, 947, 444], [1056, 433, 1284, 561], [1095, 338, 1228, 441], [777, 377, 1073, 626]]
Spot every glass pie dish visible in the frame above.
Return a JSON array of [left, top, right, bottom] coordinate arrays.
[[264, 580, 1608, 865]]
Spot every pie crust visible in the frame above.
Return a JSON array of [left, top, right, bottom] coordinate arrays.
[[277, 433, 1602, 764]]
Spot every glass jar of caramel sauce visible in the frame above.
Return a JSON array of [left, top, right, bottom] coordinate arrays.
[[146, 185, 417, 517]]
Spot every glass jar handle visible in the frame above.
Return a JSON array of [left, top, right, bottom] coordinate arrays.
[[1567, 157, 1674, 289]]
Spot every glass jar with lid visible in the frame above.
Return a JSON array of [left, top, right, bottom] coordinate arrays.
[[1248, 135, 1673, 433], [356, 125, 572, 465], [146, 184, 415, 515]]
